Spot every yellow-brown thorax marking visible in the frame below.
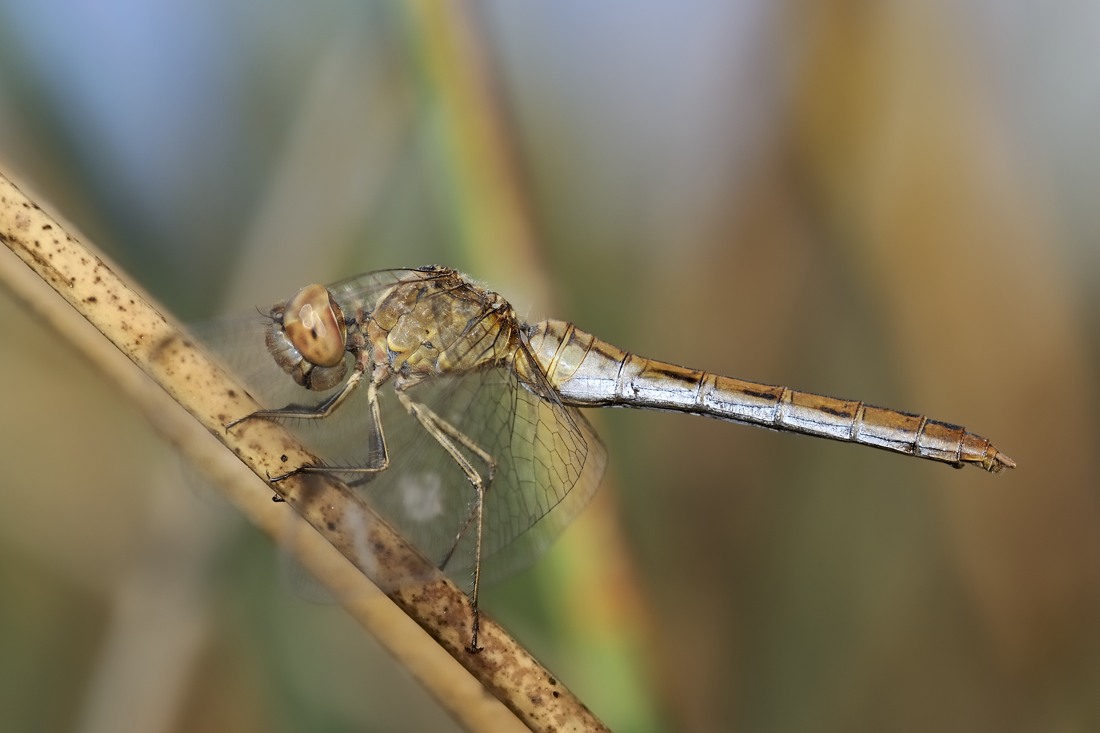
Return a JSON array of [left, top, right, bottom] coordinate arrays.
[[365, 274, 521, 379]]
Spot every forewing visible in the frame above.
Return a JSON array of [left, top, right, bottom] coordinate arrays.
[[325, 267, 448, 320], [354, 351, 606, 582]]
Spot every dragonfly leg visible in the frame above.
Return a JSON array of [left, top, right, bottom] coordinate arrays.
[[225, 368, 365, 429], [396, 388, 496, 653], [273, 380, 392, 481]]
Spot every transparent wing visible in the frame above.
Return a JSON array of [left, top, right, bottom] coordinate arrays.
[[359, 346, 606, 581], [325, 266, 453, 319], [190, 309, 372, 465]]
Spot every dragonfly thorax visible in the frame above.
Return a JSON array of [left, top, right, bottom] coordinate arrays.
[[366, 271, 520, 378]]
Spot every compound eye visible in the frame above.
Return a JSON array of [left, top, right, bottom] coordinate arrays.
[[281, 284, 347, 367]]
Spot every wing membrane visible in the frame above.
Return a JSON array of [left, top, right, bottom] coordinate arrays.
[[358, 346, 605, 580], [201, 267, 607, 583]]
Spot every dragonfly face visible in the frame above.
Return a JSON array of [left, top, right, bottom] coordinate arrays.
[[266, 283, 349, 390]]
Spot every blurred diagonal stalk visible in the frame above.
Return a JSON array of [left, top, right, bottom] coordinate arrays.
[[404, 0, 547, 299], [403, 5, 660, 729], [0, 171, 609, 732]]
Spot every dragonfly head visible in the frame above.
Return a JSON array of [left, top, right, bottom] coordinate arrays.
[[266, 283, 349, 390]]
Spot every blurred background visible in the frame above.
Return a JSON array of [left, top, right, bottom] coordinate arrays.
[[1, 1, 1098, 731]]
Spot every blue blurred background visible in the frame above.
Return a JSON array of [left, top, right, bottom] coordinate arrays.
[[1, 2, 1098, 731]]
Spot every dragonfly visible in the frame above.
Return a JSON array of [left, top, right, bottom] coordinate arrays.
[[224, 265, 1014, 651]]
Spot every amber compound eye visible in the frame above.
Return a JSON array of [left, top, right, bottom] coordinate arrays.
[[281, 284, 347, 367]]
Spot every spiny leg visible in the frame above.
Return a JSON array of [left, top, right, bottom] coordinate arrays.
[[396, 388, 496, 652], [282, 381, 392, 480], [225, 368, 365, 429], [428, 415, 497, 571], [229, 371, 392, 483], [401, 399, 496, 570]]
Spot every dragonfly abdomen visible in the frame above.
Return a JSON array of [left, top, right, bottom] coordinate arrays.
[[527, 319, 1014, 473], [701, 376, 1011, 472]]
